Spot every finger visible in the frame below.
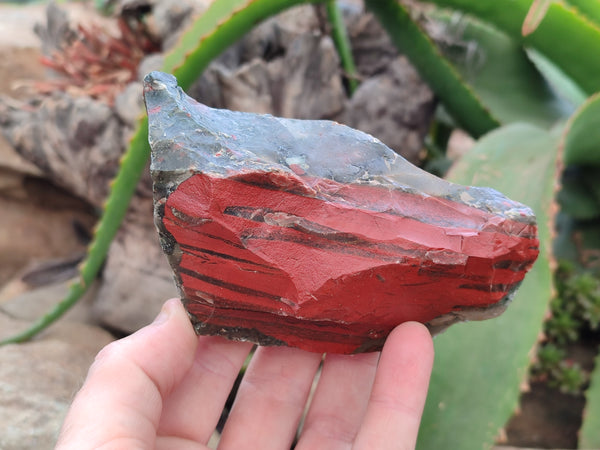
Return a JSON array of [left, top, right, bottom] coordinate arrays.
[[56, 298, 198, 449], [296, 352, 379, 450], [157, 335, 253, 444], [353, 322, 434, 450], [218, 345, 322, 450]]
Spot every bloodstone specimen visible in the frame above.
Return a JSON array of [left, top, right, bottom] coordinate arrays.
[[144, 71, 539, 354]]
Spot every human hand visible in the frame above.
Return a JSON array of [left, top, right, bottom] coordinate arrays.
[[56, 298, 434, 449]]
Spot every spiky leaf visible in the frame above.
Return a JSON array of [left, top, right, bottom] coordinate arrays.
[[365, 0, 499, 137], [563, 93, 600, 167], [431, 11, 572, 127], [418, 123, 560, 449], [426, 0, 600, 95], [580, 351, 600, 448]]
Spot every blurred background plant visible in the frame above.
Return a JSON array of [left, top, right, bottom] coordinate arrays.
[[532, 261, 600, 395]]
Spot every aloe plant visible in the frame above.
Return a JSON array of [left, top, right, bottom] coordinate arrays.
[[425, 0, 600, 95], [3, 0, 600, 447], [580, 350, 600, 448], [366, 0, 499, 137], [420, 123, 559, 449], [325, 0, 359, 95]]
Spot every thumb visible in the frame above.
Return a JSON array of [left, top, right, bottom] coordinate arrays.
[[56, 298, 198, 449]]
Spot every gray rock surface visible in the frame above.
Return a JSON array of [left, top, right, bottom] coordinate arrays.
[[340, 57, 435, 163], [187, 4, 435, 164], [0, 314, 114, 450], [93, 212, 177, 333], [0, 92, 125, 208], [1, 277, 99, 324]]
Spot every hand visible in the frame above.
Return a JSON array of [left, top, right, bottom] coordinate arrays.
[[56, 298, 434, 449]]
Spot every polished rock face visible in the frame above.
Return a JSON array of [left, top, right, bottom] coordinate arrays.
[[145, 71, 539, 354]]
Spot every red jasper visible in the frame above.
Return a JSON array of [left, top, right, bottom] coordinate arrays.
[[145, 71, 539, 354]]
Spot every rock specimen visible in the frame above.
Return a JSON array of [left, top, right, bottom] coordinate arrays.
[[145, 71, 539, 354]]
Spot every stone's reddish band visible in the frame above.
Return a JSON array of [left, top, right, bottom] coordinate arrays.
[[162, 172, 538, 353], [145, 71, 539, 354]]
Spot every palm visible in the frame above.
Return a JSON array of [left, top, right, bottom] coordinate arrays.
[[56, 299, 433, 449]]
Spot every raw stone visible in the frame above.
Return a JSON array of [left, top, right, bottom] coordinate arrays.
[[147, 71, 539, 354]]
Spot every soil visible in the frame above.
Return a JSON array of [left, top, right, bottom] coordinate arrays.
[[506, 382, 586, 448], [504, 334, 600, 449]]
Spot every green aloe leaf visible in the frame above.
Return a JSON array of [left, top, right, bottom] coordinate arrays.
[[580, 351, 600, 448], [563, 93, 600, 167], [525, 49, 587, 109], [522, 0, 552, 36], [365, 0, 499, 138], [418, 123, 560, 449], [431, 11, 572, 128], [325, 0, 359, 95], [426, 0, 600, 95], [161, 0, 250, 74], [566, 0, 600, 28]]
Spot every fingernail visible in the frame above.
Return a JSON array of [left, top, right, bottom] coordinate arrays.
[[152, 299, 173, 326]]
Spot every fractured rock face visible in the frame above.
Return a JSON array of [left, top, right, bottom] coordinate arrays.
[[145, 71, 539, 354]]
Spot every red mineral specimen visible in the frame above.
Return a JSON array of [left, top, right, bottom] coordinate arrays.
[[144, 71, 539, 354]]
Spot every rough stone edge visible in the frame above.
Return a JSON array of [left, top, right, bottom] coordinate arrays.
[[425, 287, 518, 336]]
